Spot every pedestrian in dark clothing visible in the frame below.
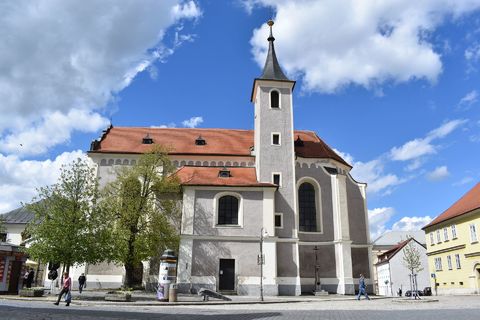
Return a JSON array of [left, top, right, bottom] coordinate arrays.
[[23, 271, 29, 288], [54, 272, 72, 306], [26, 268, 35, 288], [78, 273, 86, 293], [356, 274, 370, 300]]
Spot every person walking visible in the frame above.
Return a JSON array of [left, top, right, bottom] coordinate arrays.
[[78, 273, 86, 294], [26, 268, 35, 288], [356, 274, 370, 300], [54, 272, 72, 306], [22, 270, 29, 288]]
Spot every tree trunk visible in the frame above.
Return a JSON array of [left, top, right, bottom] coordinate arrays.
[[124, 261, 135, 289]]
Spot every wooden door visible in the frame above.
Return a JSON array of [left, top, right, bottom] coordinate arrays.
[[8, 261, 22, 294]]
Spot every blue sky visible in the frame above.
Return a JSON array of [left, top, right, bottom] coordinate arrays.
[[1, 0, 479, 239]]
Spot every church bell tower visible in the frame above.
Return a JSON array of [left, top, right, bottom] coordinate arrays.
[[251, 20, 301, 295]]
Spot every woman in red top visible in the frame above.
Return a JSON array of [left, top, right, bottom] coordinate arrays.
[[54, 272, 72, 306]]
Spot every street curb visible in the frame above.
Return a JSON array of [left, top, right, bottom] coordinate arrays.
[[391, 298, 439, 303], [0, 295, 389, 307]]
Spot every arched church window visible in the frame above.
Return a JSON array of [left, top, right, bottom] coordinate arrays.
[[299, 182, 317, 232], [270, 90, 280, 108], [218, 195, 239, 225]]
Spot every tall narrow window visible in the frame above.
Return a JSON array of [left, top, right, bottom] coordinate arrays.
[[435, 257, 442, 271], [436, 230, 441, 243], [272, 133, 280, 145], [270, 90, 279, 108], [470, 224, 478, 243], [430, 233, 435, 245], [218, 195, 239, 225], [273, 173, 281, 187], [447, 255, 452, 270], [451, 225, 457, 239], [455, 254, 461, 269], [444, 227, 449, 241], [299, 182, 317, 232]]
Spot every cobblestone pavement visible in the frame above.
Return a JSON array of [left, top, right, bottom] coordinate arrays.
[[0, 296, 479, 320]]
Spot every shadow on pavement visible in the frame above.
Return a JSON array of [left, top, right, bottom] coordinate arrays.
[[1, 305, 282, 320]]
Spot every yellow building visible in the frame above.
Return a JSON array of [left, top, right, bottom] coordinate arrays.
[[423, 182, 480, 294]]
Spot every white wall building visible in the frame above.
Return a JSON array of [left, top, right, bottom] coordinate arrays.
[[375, 238, 429, 296]]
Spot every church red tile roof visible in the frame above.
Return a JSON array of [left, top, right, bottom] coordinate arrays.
[[176, 166, 276, 187], [423, 182, 480, 229], [89, 127, 350, 167]]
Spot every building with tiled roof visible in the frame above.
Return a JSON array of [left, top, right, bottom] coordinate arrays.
[[84, 21, 372, 296], [0, 205, 34, 244], [423, 182, 480, 295], [371, 230, 426, 294], [374, 238, 429, 296]]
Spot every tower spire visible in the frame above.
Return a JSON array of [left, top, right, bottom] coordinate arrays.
[[259, 20, 290, 81]]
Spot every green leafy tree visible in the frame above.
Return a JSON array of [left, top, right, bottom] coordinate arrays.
[[402, 238, 424, 298], [100, 146, 181, 288], [26, 158, 113, 272]]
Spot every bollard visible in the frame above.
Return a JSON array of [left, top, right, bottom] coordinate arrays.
[[169, 283, 177, 302]]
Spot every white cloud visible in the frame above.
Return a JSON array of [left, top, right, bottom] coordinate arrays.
[[153, 116, 204, 129], [336, 119, 463, 195], [391, 216, 432, 231], [457, 90, 478, 110], [390, 119, 466, 162], [0, 0, 201, 156], [453, 176, 475, 186], [0, 109, 108, 156], [351, 159, 405, 195], [390, 138, 436, 162], [465, 42, 480, 72], [0, 150, 86, 213], [427, 165, 450, 181], [249, 0, 480, 93], [369, 207, 396, 240], [182, 116, 204, 128]]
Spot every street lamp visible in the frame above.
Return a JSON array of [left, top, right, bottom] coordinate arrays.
[[259, 227, 268, 301], [313, 246, 321, 293]]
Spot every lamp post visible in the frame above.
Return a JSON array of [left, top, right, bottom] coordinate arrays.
[[314, 246, 321, 292], [259, 227, 268, 301]]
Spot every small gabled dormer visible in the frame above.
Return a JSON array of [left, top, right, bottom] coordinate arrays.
[[218, 167, 231, 178], [142, 133, 154, 144], [294, 136, 304, 147], [195, 135, 206, 146]]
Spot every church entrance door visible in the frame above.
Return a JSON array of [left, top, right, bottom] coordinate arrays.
[[219, 259, 235, 292]]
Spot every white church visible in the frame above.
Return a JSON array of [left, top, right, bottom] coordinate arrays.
[[63, 21, 373, 295]]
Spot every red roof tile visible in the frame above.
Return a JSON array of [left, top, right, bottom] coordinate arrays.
[[175, 166, 276, 187], [423, 182, 480, 229], [89, 127, 350, 167], [375, 238, 425, 265]]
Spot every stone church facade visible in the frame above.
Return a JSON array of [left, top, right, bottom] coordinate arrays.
[[87, 21, 372, 295]]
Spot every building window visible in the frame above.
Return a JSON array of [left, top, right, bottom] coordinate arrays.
[[430, 233, 435, 245], [434, 257, 442, 271], [274, 213, 283, 228], [443, 227, 449, 241], [0, 233, 6, 242], [470, 224, 478, 243], [455, 254, 461, 269], [436, 230, 441, 243], [299, 182, 317, 232], [270, 90, 280, 108], [447, 255, 452, 270], [272, 173, 281, 187], [218, 195, 239, 225], [451, 225, 457, 239], [272, 133, 281, 145]]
